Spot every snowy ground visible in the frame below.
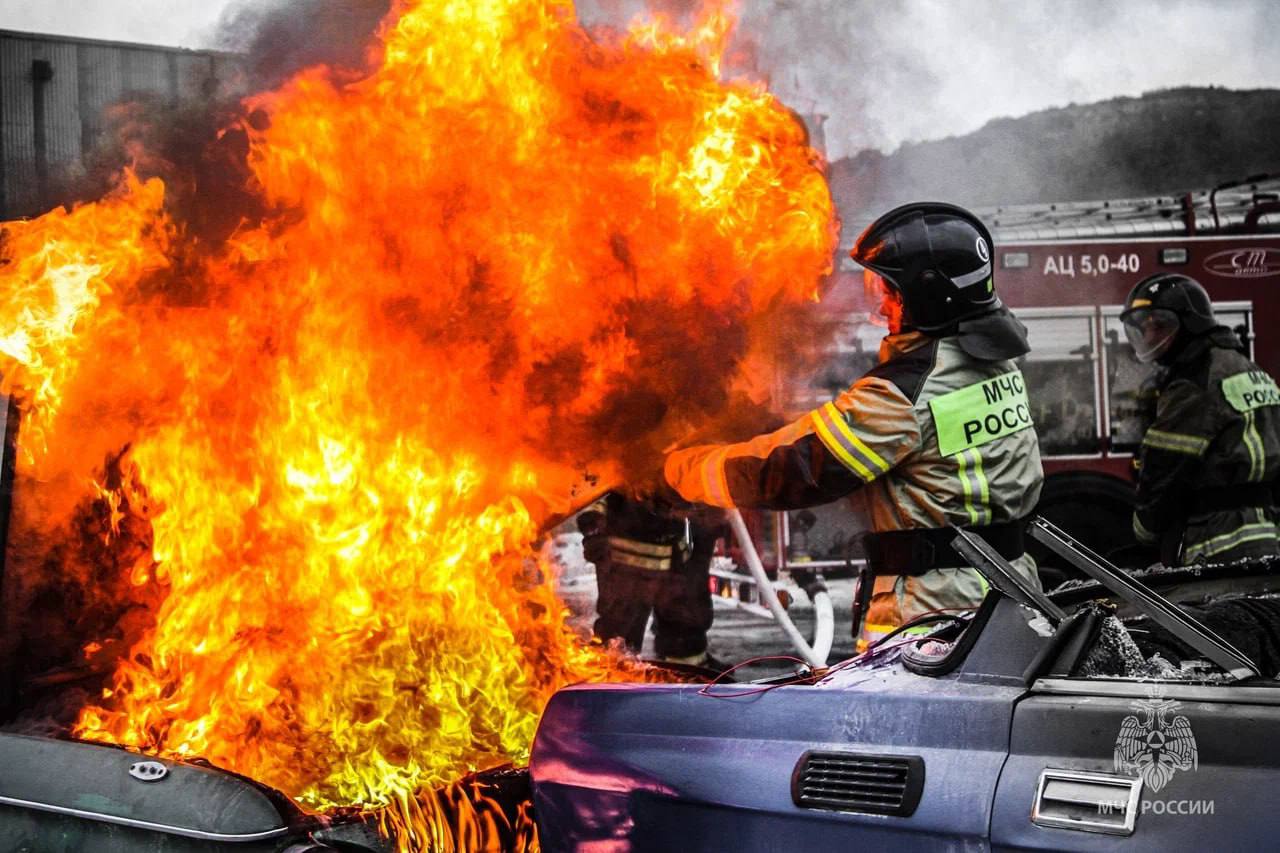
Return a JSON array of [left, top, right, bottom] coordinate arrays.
[[543, 532, 859, 680]]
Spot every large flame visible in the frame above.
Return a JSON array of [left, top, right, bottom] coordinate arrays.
[[0, 0, 835, 846]]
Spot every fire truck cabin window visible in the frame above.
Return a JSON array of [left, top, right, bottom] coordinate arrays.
[[1020, 310, 1101, 457]]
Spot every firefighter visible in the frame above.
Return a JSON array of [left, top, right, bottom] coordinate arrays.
[[664, 202, 1044, 646], [1121, 273, 1280, 564], [577, 491, 725, 669]]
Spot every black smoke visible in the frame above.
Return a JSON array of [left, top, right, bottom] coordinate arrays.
[[214, 0, 392, 91]]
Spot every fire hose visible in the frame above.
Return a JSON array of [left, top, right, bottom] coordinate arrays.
[[727, 508, 834, 668]]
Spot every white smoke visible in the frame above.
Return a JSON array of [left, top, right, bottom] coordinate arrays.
[[0, 0, 228, 48], [4, 0, 1277, 158], [580, 0, 1280, 159]]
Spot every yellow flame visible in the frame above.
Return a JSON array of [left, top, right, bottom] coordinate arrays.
[[0, 1, 836, 849]]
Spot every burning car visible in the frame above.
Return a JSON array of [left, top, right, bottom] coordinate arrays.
[[530, 519, 1280, 850], [0, 732, 390, 852], [0, 1, 841, 850]]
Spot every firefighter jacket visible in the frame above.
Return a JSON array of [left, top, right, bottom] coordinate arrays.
[[665, 331, 1043, 526], [665, 329, 1044, 634], [1133, 328, 1280, 564]]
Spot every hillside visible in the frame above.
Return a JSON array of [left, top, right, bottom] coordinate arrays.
[[829, 87, 1280, 217]]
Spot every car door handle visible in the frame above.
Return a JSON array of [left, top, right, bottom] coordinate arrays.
[[1031, 768, 1143, 836]]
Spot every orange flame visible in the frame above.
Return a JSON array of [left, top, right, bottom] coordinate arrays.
[[0, 0, 835, 847]]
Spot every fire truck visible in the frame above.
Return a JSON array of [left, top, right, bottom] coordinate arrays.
[[752, 173, 1280, 587]]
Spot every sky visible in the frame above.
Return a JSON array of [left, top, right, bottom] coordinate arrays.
[[3, 0, 1278, 159]]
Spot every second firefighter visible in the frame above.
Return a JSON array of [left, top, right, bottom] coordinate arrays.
[[578, 491, 723, 669], [1122, 273, 1280, 564]]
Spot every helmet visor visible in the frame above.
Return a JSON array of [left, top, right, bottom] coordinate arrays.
[[1122, 307, 1180, 363]]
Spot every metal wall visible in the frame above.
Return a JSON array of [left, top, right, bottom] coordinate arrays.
[[0, 30, 242, 218]]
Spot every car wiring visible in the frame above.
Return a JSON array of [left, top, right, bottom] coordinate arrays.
[[696, 606, 977, 700]]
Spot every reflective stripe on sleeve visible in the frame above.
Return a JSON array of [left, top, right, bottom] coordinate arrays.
[[699, 446, 733, 508], [1243, 412, 1266, 482], [1133, 512, 1157, 544], [612, 553, 672, 571], [971, 449, 992, 525], [1183, 521, 1279, 562], [957, 451, 976, 524], [811, 402, 890, 482], [608, 537, 672, 558], [610, 536, 675, 571], [1142, 428, 1209, 457], [956, 448, 992, 525]]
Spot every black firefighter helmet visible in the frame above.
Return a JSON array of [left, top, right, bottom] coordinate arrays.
[[851, 201, 1029, 360], [1120, 273, 1216, 364]]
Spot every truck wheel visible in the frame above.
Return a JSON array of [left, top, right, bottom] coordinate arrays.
[[1027, 472, 1145, 587]]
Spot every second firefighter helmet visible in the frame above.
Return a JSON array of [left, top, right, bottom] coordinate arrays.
[[1120, 273, 1216, 364], [851, 202, 998, 332]]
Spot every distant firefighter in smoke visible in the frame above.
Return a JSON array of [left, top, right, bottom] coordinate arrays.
[[664, 202, 1044, 646], [1122, 273, 1280, 564], [578, 491, 726, 671]]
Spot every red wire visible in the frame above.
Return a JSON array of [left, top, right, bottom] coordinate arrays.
[[696, 636, 933, 700], [696, 655, 812, 699]]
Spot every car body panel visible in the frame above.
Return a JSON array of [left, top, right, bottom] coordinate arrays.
[[0, 732, 390, 852], [531, 596, 1055, 852], [992, 686, 1280, 851]]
